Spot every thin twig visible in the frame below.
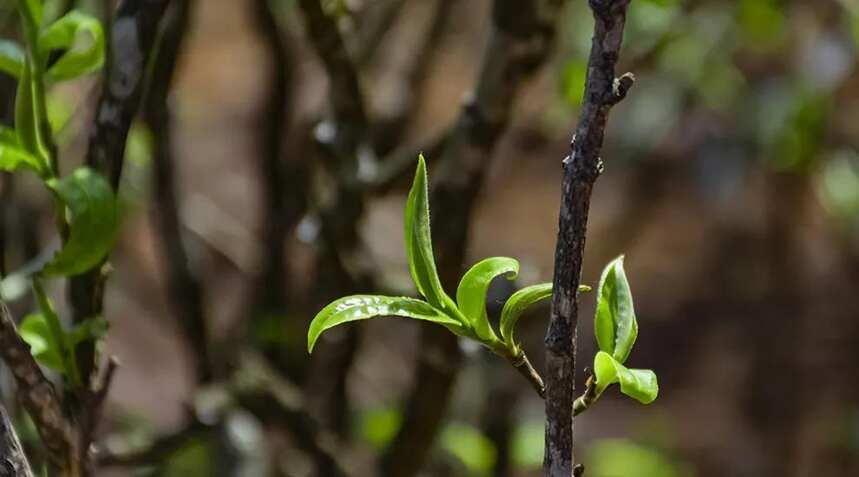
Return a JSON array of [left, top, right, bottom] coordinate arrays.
[[545, 1, 634, 475], [0, 403, 35, 477], [509, 353, 546, 399]]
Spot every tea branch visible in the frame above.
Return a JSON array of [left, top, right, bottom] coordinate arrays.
[[0, 403, 34, 477], [0, 299, 75, 470], [545, 0, 634, 475]]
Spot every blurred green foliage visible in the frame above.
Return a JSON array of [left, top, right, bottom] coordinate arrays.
[[586, 439, 694, 477]]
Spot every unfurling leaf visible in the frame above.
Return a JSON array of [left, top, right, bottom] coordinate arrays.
[[308, 295, 462, 353], [593, 351, 658, 404], [38, 11, 105, 82], [43, 167, 119, 276], [499, 283, 552, 354], [404, 154, 455, 313], [456, 257, 518, 342], [595, 255, 638, 363], [0, 40, 25, 78]]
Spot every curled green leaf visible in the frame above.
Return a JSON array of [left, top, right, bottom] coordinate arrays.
[[595, 255, 638, 363], [404, 154, 454, 312], [308, 295, 462, 353], [43, 167, 119, 276], [0, 40, 25, 79], [456, 257, 518, 343], [38, 11, 105, 82], [593, 351, 658, 404], [499, 283, 552, 354]]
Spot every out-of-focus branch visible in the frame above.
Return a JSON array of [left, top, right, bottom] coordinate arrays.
[[352, 0, 407, 66], [249, 0, 298, 314], [545, 0, 633, 475], [0, 403, 34, 477], [382, 1, 564, 476], [142, 0, 212, 384], [69, 0, 171, 384], [97, 419, 212, 467], [0, 300, 75, 470], [296, 0, 373, 436], [369, 0, 455, 155], [230, 353, 349, 477]]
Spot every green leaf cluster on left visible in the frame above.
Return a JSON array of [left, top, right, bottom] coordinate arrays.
[[308, 155, 555, 376], [1, 1, 115, 381]]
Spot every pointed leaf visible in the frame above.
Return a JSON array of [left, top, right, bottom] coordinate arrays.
[[404, 154, 451, 310], [308, 295, 462, 353], [593, 351, 658, 404], [0, 40, 25, 79], [38, 11, 105, 82], [499, 283, 552, 353], [18, 313, 64, 372], [43, 167, 119, 276], [595, 255, 638, 363], [456, 257, 518, 342]]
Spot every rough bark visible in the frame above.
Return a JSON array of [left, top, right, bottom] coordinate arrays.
[[544, 1, 633, 475], [0, 404, 33, 477]]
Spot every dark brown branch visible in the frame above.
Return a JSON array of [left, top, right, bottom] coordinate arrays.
[[248, 0, 302, 316], [295, 0, 374, 436], [544, 1, 633, 475], [382, 1, 563, 476], [0, 300, 74, 469], [70, 0, 172, 385], [143, 0, 213, 384], [0, 404, 34, 477]]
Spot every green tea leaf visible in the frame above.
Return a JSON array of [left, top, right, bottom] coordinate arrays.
[[308, 295, 462, 353], [404, 155, 452, 311], [19, 313, 64, 372], [595, 256, 638, 363], [499, 283, 552, 354], [0, 128, 45, 175], [31, 278, 81, 385], [593, 351, 658, 404], [0, 40, 25, 78], [456, 257, 518, 343], [38, 11, 105, 82], [43, 167, 119, 276]]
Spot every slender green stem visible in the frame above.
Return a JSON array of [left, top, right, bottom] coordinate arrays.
[[16, 0, 58, 177]]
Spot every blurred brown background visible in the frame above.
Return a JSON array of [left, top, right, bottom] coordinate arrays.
[[2, 0, 859, 476]]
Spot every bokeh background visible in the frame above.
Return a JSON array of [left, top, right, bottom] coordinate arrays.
[[2, 0, 859, 476]]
